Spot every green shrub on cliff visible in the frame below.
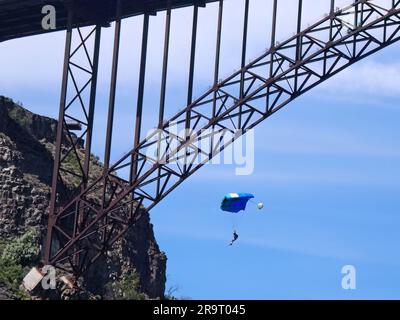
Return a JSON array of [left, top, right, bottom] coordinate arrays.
[[0, 229, 40, 298], [1, 228, 40, 266], [0, 259, 24, 293], [105, 271, 147, 300]]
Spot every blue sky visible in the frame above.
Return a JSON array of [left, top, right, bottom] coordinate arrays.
[[1, 0, 400, 299]]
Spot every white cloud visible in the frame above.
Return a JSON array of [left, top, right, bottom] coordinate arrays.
[[319, 60, 400, 97]]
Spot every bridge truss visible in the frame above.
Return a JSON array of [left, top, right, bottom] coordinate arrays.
[[40, 0, 400, 276]]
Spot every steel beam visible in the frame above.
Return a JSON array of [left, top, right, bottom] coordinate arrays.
[[210, 0, 224, 157], [130, 14, 150, 183], [159, 9, 172, 129], [184, 5, 199, 172], [239, 0, 250, 129], [267, 0, 278, 112], [104, 0, 123, 170], [45, 8, 74, 265], [294, 0, 303, 93]]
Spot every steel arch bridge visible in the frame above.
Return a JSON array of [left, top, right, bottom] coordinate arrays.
[[2, 0, 400, 277]]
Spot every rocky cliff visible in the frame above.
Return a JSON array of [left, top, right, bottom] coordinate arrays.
[[0, 96, 167, 299]]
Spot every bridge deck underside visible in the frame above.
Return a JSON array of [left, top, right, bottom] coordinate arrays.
[[0, 0, 217, 42]]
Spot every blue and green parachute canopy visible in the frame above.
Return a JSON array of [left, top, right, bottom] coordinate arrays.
[[220, 193, 255, 213]]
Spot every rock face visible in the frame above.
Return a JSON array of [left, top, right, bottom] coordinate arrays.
[[0, 96, 167, 299]]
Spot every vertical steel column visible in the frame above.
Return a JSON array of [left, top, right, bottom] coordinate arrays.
[[353, 0, 359, 58], [209, 0, 224, 158], [212, 0, 223, 117], [187, 5, 198, 108], [104, 0, 122, 170], [270, 0, 278, 49], [241, 0, 250, 70], [324, 0, 335, 76], [239, 0, 249, 129], [157, 8, 171, 196], [296, 0, 303, 47], [75, 25, 101, 270], [130, 14, 150, 183], [45, 8, 74, 264], [329, 0, 335, 41], [159, 9, 171, 129], [102, 0, 122, 246], [360, 0, 364, 26], [82, 25, 101, 186], [383, 1, 389, 41], [267, 0, 278, 112], [210, 0, 224, 158], [184, 5, 198, 172], [294, 0, 303, 93]]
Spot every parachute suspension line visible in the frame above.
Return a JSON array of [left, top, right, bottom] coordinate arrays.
[[230, 215, 236, 232]]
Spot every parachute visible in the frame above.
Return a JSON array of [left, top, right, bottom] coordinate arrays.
[[221, 193, 264, 245], [220, 193, 255, 213]]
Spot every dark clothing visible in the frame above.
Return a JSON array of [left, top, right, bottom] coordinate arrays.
[[229, 232, 239, 246]]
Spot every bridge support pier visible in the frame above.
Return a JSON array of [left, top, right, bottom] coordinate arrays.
[[44, 5, 103, 273]]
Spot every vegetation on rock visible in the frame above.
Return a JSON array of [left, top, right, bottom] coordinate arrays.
[[105, 271, 147, 300], [0, 228, 40, 299]]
